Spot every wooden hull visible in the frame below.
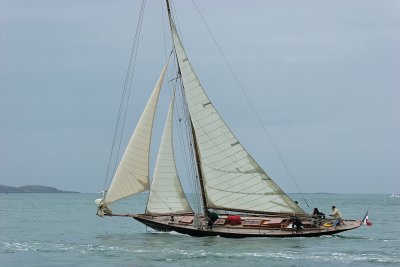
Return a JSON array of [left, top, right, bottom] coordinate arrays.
[[127, 213, 362, 238]]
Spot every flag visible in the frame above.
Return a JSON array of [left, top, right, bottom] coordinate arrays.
[[362, 211, 372, 226]]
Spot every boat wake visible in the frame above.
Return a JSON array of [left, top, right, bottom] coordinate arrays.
[[1, 241, 149, 254], [2, 241, 399, 264]]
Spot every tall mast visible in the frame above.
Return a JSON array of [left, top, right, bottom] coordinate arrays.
[[166, 0, 173, 22], [166, 0, 208, 217], [190, 119, 209, 215]]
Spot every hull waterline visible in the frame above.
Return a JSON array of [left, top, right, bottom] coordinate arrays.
[[128, 213, 362, 238]]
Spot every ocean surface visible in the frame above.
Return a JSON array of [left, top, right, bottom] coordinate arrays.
[[1, 193, 399, 267]]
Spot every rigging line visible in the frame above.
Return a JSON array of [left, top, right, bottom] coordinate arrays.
[[172, 86, 196, 196], [168, 62, 188, 171], [180, 90, 199, 177], [112, 0, 147, 178], [176, 77, 202, 214], [166, 0, 186, 51], [170, 55, 199, 197], [160, 0, 168, 62], [186, 114, 204, 214], [103, 0, 147, 190], [172, 84, 201, 215], [190, 0, 310, 209], [167, 61, 197, 201], [175, 80, 201, 212], [167, 2, 204, 216]]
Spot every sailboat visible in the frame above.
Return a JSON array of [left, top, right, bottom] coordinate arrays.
[[95, 0, 362, 237]]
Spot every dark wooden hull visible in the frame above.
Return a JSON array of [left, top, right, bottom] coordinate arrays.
[[128, 213, 362, 238]]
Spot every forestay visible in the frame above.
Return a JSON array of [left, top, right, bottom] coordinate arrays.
[[104, 65, 167, 205], [146, 94, 192, 214], [170, 23, 304, 214]]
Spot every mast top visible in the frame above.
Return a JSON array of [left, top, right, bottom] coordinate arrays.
[[166, 0, 172, 21]]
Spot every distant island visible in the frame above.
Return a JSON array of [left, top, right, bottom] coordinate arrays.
[[0, 185, 79, 193]]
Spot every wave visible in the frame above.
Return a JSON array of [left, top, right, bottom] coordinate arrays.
[[1, 241, 148, 254], [2, 241, 399, 264]]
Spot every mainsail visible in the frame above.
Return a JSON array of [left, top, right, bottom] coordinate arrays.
[[169, 22, 304, 214], [103, 65, 167, 205], [146, 94, 192, 214]]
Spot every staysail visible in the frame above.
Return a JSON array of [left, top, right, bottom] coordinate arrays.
[[103, 65, 168, 205], [169, 22, 304, 214], [146, 94, 193, 214]]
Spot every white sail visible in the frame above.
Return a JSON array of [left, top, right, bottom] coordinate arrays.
[[170, 23, 304, 214], [146, 94, 192, 214], [103, 65, 167, 205]]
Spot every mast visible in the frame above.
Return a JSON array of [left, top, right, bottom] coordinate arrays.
[[166, 0, 209, 216], [166, 0, 173, 22], [190, 119, 208, 215]]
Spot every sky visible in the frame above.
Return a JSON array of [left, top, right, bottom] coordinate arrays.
[[1, 0, 399, 194]]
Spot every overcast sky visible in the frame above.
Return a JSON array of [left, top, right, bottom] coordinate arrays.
[[1, 0, 399, 194]]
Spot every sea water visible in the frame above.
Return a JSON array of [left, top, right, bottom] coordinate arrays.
[[0, 193, 399, 267]]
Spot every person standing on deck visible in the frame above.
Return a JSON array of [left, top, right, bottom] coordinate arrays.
[[330, 206, 343, 227]]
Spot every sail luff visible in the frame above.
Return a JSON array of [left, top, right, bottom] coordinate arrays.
[[103, 65, 168, 205], [168, 20, 305, 214], [146, 93, 192, 214]]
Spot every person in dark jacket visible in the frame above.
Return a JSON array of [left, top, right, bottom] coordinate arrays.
[[312, 208, 325, 226], [291, 216, 303, 232]]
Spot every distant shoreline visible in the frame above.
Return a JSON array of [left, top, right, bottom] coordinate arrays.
[[0, 185, 79, 193]]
